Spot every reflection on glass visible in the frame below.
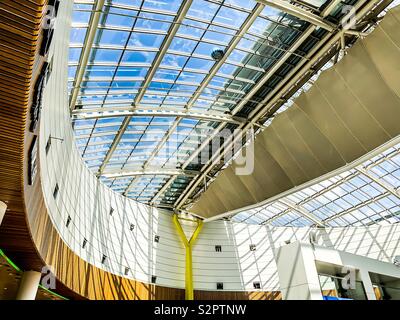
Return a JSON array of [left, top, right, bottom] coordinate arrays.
[[319, 274, 367, 300]]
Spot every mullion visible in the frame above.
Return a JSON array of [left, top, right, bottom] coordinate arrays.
[[80, 3, 115, 157], [129, 3, 228, 200], [73, 0, 101, 157], [150, 11, 224, 109], [205, 21, 283, 112], [83, 1, 146, 159], [113, 117, 163, 189]]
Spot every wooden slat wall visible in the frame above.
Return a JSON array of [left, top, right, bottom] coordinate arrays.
[[0, 0, 82, 299], [194, 291, 281, 300], [0, 0, 46, 270], [0, 0, 280, 300]]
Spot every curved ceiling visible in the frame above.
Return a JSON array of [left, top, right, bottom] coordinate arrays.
[[68, 0, 358, 209], [191, 2, 400, 220]]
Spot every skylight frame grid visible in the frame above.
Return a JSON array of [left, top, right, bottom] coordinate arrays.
[[231, 141, 400, 227], [70, 0, 367, 207]]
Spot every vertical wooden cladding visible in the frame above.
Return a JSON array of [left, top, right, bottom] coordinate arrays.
[[0, 0, 83, 300], [0, 0, 47, 271]]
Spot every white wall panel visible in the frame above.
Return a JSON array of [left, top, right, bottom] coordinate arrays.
[[35, 0, 400, 293]]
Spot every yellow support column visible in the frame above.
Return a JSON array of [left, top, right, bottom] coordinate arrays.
[[172, 214, 203, 300]]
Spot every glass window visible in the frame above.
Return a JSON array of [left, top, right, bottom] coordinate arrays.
[[128, 33, 165, 48], [142, 0, 183, 12], [103, 7, 137, 27], [72, 5, 92, 23], [97, 29, 130, 45], [122, 51, 157, 63], [161, 54, 188, 68], [92, 49, 123, 62], [70, 28, 87, 44], [136, 12, 173, 31], [69, 48, 82, 62], [187, 0, 219, 22], [185, 57, 214, 71], [213, 6, 248, 28]]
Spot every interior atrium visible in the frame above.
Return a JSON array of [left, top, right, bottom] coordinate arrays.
[[0, 0, 400, 302]]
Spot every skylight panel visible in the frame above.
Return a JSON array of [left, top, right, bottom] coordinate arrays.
[[92, 48, 123, 61], [213, 6, 248, 28], [177, 19, 207, 39], [128, 32, 165, 48], [121, 50, 157, 63], [102, 7, 138, 27], [97, 29, 130, 45], [70, 28, 87, 45], [142, 0, 183, 13], [72, 4, 92, 23], [187, 0, 219, 22], [69, 48, 83, 62], [160, 54, 188, 69], [185, 57, 215, 72], [71, 0, 397, 209], [136, 11, 174, 31]]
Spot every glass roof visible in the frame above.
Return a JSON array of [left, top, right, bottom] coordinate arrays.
[[232, 141, 400, 227], [69, 0, 367, 208]]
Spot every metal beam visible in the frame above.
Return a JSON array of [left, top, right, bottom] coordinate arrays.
[[256, 0, 335, 32], [185, 3, 265, 110], [324, 192, 390, 223], [155, 32, 314, 207], [174, 0, 379, 211], [150, 175, 178, 205], [133, 4, 265, 201], [97, 0, 194, 176], [70, 0, 105, 111], [169, 27, 317, 208], [72, 107, 247, 124], [102, 168, 200, 179], [172, 214, 203, 300], [261, 207, 291, 225], [356, 167, 400, 198], [279, 199, 325, 227], [203, 136, 400, 224], [149, 4, 269, 204], [322, 0, 343, 17]]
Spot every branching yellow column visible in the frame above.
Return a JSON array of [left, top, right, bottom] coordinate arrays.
[[172, 214, 203, 300]]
